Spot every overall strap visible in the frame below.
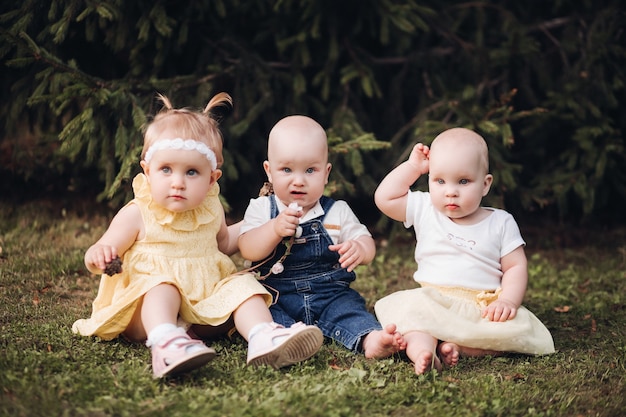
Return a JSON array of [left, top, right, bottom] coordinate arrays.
[[318, 196, 335, 222], [269, 195, 279, 218]]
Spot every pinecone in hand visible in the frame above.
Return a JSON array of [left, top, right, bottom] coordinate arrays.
[[104, 257, 123, 276]]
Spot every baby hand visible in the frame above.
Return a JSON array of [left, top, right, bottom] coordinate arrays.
[[85, 244, 118, 274], [329, 240, 366, 272], [273, 203, 303, 237], [407, 143, 430, 175], [482, 298, 518, 322]]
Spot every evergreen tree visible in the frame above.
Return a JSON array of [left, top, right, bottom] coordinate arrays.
[[1, 1, 625, 224]]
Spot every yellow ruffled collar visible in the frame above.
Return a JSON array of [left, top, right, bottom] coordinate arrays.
[[132, 173, 218, 231]]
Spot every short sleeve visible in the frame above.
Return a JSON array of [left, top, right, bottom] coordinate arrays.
[[240, 197, 271, 235]]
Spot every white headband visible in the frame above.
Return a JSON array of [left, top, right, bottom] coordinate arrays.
[[144, 138, 218, 170]]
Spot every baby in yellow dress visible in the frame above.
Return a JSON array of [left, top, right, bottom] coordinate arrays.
[[73, 93, 322, 378]]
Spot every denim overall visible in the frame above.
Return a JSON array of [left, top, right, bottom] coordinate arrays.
[[256, 195, 381, 352]]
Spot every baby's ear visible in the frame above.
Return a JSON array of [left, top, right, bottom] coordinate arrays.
[[140, 160, 150, 176], [263, 160, 272, 183], [211, 169, 223, 184], [482, 174, 494, 196]]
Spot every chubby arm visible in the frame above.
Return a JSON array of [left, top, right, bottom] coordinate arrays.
[[482, 245, 528, 322], [374, 143, 430, 222], [217, 215, 242, 256], [329, 235, 376, 272], [238, 206, 302, 261], [84, 204, 142, 275]]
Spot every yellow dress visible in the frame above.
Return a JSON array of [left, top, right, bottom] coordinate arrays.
[[72, 174, 271, 341]]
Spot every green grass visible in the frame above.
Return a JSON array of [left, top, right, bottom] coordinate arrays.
[[1, 200, 625, 417]]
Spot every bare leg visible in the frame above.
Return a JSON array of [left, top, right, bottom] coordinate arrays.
[[123, 297, 146, 342], [437, 341, 502, 367], [123, 284, 215, 378], [141, 284, 181, 332], [404, 331, 441, 375], [123, 284, 181, 342], [232, 294, 274, 341], [362, 324, 407, 359], [457, 345, 502, 358]]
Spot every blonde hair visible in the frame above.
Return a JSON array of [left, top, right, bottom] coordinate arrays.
[[142, 92, 232, 168]]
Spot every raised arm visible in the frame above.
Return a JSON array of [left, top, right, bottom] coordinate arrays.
[[374, 143, 430, 222], [84, 204, 142, 275]]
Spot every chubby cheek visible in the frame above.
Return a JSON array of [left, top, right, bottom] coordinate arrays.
[[429, 188, 444, 203], [271, 176, 288, 190]]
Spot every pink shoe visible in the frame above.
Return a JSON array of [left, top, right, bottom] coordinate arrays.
[[246, 322, 323, 369], [151, 329, 216, 378]]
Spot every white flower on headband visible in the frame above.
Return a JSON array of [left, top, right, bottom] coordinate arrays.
[[144, 138, 218, 170]]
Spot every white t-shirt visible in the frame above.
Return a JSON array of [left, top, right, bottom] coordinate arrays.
[[405, 191, 525, 290], [240, 196, 371, 245]]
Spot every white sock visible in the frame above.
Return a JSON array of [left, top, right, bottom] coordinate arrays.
[[147, 323, 178, 347], [247, 322, 273, 341], [147, 323, 207, 354], [248, 322, 289, 347]]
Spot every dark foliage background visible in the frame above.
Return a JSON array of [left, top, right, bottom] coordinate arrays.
[[1, 0, 625, 228]]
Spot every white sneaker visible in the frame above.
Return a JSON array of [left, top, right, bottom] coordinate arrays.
[[246, 322, 323, 369]]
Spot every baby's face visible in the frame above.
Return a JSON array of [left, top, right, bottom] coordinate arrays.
[[428, 139, 492, 224], [141, 129, 220, 213], [264, 122, 331, 214]]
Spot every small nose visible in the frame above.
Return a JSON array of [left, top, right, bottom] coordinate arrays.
[[445, 184, 458, 197], [171, 173, 186, 189], [292, 172, 305, 185]]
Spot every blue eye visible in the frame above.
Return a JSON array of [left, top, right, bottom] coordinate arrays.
[[282, 167, 292, 173], [436, 179, 444, 184], [161, 167, 171, 174], [187, 169, 198, 176], [306, 168, 314, 174], [459, 179, 469, 184]]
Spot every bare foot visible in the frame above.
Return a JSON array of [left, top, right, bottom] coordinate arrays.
[[437, 341, 460, 368], [413, 349, 442, 375], [363, 324, 407, 359]]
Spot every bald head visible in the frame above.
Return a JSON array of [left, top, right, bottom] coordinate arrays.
[[267, 115, 328, 162], [430, 128, 490, 174], [263, 115, 332, 210]]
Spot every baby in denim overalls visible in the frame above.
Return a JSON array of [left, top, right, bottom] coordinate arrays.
[[239, 115, 406, 358]]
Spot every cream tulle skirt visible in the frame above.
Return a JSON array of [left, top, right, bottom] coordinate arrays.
[[375, 284, 555, 355]]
